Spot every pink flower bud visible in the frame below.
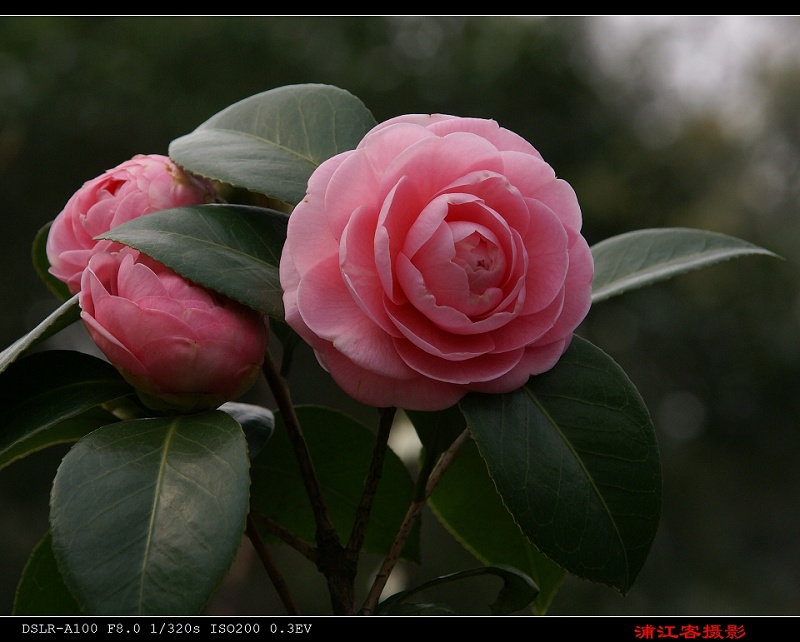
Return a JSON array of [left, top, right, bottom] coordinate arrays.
[[80, 249, 268, 414], [47, 154, 216, 295]]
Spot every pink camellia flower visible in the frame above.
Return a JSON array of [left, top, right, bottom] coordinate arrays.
[[80, 249, 268, 414], [280, 114, 594, 411], [47, 154, 216, 295]]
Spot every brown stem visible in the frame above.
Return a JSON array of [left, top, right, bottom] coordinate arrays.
[[359, 428, 472, 615], [347, 406, 397, 555], [251, 512, 317, 563], [262, 354, 336, 536], [262, 352, 356, 614], [246, 514, 301, 616]]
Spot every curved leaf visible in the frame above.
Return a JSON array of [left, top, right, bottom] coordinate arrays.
[[0, 296, 80, 375], [0, 351, 132, 470], [250, 405, 419, 561], [377, 565, 538, 615], [459, 336, 661, 594], [591, 227, 781, 303], [50, 412, 250, 615], [169, 84, 376, 205], [219, 401, 275, 460], [427, 439, 566, 614], [100, 203, 287, 317], [14, 532, 82, 615]]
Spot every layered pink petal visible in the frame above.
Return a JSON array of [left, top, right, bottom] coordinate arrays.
[[297, 256, 410, 378], [80, 248, 267, 413], [47, 154, 215, 294], [279, 114, 593, 410]]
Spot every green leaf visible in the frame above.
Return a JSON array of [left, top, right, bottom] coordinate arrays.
[[591, 227, 781, 303], [0, 296, 80, 375], [219, 401, 275, 460], [0, 351, 133, 470], [427, 439, 567, 614], [459, 336, 661, 594], [1, 406, 120, 472], [169, 84, 377, 206], [49, 412, 250, 615], [32, 221, 72, 302], [249, 405, 419, 560], [407, 406, 565, 612], [14, 532, 82, 615], [377, 565, 538, 615], [99, 203, 287, 317]]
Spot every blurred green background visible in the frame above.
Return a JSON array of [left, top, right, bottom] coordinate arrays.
[[0, 16, 797, 615]]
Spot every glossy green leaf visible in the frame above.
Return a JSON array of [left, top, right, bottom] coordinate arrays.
[[169, 84, 376, 205], [250, 405, 419, 560], [408, 405, 564, 612], [100, 204, 287, 318], [14, 532, 82, 615], [32, 221, 72, 302], [219, 401, 275, 460], [0, 296, 80, 375], [50, 412, 250, 615], [459, 336, 661, 594], [0, 351, 133, 470], [1, 406, 120, 472], [377, 565, 538, 615], [591, 227, 781, 303], [427, 439, 567, 614]]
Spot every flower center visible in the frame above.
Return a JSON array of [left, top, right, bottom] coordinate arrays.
[[448, 217, 506, 300], [453, 231, 496, 291]]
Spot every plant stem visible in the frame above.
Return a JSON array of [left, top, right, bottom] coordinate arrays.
[[251, 512, 317, 563], [360, 428, 472, 615], [347, 406, 397, 555], [262, 352, 357, 614], [246, 514, 301, 615]]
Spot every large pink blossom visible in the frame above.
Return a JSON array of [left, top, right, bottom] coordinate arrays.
[[47, 154, 216, 294], [280, 114, 594, 411], [80, 249, 268, 414]]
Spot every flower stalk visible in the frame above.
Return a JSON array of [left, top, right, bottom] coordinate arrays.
[[360, 427, 472, 615], [262, 350, 357, 614]]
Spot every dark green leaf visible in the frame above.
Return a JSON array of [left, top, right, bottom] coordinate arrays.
[[100, 203, 287, 317], [219, 401, 275, 460], [1, 406, 119, 472], [169, 84, 376, 205], [0, 351, 133, 470], [0, 296, 80, 375], [428, 439, 566, 613], [459, 336, 661, 594], [250, 405, 419, 560], [50, 412, 250, 615], [407, 407, 565, 612], [377, 565, 538, 615], [14, 532, 82, 615], [32, 221, 72, 302], [592, 227, 781, 303]]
